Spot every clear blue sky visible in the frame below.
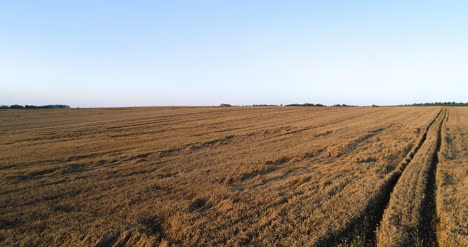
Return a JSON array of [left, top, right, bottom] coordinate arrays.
[[1, 1, 467, 107]]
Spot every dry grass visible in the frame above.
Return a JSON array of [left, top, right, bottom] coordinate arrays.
[[376, 108, 446, 247], [436, 107, 468, 247], [0, 106, 461, 246]]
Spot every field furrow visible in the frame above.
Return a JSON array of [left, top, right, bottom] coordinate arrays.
[[324, 108, 445, 246], [376, 108, 447, 247], [436, 107, 468, 246], [1, 106, 464, 247]]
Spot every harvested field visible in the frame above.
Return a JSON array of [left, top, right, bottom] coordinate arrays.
[[0, 106, 466, 246], [376, 108, 446, 246], [436, 107, 468, 247]]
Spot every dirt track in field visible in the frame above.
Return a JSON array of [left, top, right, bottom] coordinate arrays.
[[375, 108, 446, 247], [0, 106, 466, 246]]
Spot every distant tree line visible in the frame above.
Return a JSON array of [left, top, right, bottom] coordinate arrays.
[[332, 104, 356, 107], [400, 102, 468, 107], [252, 104, 279, 107], [218, 101, 468, 108], [285, 103, 325, 107], [0, 104, 70, 109], [219, 103, 353, 107]]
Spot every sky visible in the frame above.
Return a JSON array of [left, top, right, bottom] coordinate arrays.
[[1, 1, 468, 107]]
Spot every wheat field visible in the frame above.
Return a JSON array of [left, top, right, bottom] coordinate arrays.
[[0, 106, 466, 246]]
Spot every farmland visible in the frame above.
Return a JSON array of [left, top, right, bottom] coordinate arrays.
[[0, 106, 466, 246]]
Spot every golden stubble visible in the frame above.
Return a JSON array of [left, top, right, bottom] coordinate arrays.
[[0, 106, 464, 246]]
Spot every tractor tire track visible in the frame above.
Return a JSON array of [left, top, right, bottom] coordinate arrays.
[[315, 108, 444, 246], [422, 107, 448, 246], [373, 108, 446, 247]]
